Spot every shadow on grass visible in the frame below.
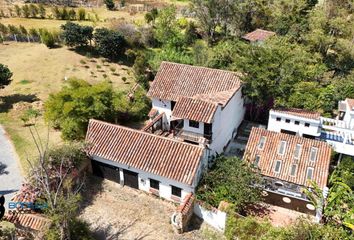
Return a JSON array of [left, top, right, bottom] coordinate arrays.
[[0, 94, 39, 113], [70, 46, 134, 67]]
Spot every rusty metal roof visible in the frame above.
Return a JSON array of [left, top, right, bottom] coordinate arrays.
[[271, 108, 321, 120], [244, 128, 331, 189], [172, 97, 218, 123], [147, 62, 241, 106], [86, 119, 204, 185], [5, 213, 51, 231], [242, 29, 276, 42]]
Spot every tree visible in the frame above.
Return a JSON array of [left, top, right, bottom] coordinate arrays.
[[26, 136, 87, 240], [14, 5, 21, 17], [104, 0, 115, 10], [68, 8, 76, 20], [197, 156, 262, 211], [61, 22, 93, 47], [39, 4, 46, 18], [52, 6, 61, 20], [39, 29, 57, 48], [93, 28, 126, 60], [22, 5, 30, 18], [29, 4, 38, 18], [0, 64, 12, 88], [77, 8, 86, 21], [45, 78, 115, 140]]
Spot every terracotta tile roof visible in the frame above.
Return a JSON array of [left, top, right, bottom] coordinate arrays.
[[141, 112, 164, 131], [148, 108, 158, 118], [271, 108, 321, 120], [86, 119, 204, 185], [147, 62, 241, 106], [177, 193, 194, 215], [346, 98, 354, 110], [172, 97, 218, 123], [244, 128, 331, 189], [5, 213, 51, 231], [242, 29, 276, 42]]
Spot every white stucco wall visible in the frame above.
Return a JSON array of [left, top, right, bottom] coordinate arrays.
[[209, 89, 245, 154], [183, 119, 205, 134], [267, 110, 321, 137], [193, 202, 227, 231], [91, 155, 207, 203], [343, 103, 354, 129], [151, 98, 172, 128]]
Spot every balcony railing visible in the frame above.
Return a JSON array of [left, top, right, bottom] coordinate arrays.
[[174, 127, 212, 144]]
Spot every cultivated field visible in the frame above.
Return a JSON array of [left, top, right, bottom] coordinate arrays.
[[0, 42, 134, 171]]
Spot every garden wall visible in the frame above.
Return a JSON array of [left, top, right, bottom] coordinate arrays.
[[193, 202, 227, 232]]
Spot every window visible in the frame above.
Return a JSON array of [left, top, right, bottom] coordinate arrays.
[[149, 179, 159, 190], [258, 136, 266, 150], [289, 164, 297, 176], [276, 117, 281, 122], [171, 185, 182, 197], [306, 167, 314, 180], [274, 160, 282, 173], [294, 144, 302, 159], [305, 123, 310, 127], [171, 101, 176, 111], [189, 120, 199, 128], [309, 147, 318, 162], [295, 121, 300, 125], [254, 155, 261, 167], [278, 141, 287, 155], [285, 119, 291, 123]]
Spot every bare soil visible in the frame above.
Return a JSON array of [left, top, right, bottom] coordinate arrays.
[[79, 177, 225, 240]]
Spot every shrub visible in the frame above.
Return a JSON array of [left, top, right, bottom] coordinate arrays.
[[93, 28, 126, 60], [39, 29, 56, 48], [109, 67, 116, 72], [0, 64, 12, 88], [104, 0, 115, 10], [77, 8, 86, 21], [61, 22, 93, 47]]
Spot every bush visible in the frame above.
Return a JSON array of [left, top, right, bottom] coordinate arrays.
[[0, 64, 12, 88], [39, 29, 56, 48], [93, 28, 126, 60], [77, 8, 86, 21], [61, 22, 93, 47], [196, 156, 262, 211], [104, 0, 115, 10]]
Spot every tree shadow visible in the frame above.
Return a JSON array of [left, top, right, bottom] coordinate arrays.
[[0, 94, 39, 113], [245, 203, 273, 218], [0, 162, 9, 175], [78, 175, 105, 214]]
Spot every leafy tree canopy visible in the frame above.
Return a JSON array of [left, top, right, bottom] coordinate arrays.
[[93, 28, 126, 60], [61, 22, 93, 47], [197, 156, 262, 211], [0, 64, 12, 88]]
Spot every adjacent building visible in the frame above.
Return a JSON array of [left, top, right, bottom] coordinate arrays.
[[268, 104, 354, 156], [244, 127, 332, 216], [242, 29, 276, 43]]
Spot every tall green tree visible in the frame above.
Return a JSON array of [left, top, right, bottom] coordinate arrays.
[[61, 22, 93, 47], [0, 64, 12, 88], [93, 28, 126, 60], [197, 156, 262, 211]]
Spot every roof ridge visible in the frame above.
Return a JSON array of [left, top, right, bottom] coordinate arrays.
[[88, 119, 205, 149], [160, 61, 242, 76]]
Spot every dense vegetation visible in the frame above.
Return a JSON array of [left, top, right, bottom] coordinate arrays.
[[197, 156, 262, 212], [44, 78, 149, 140]]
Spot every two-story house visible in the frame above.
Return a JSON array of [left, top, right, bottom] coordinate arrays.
[[85, 62, 246, 203], [146, 61, 246, 155]]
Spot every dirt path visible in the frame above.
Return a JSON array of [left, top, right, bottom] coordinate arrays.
[[80, 177, 224, 240]]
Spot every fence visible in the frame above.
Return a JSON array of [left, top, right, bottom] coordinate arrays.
[[1, 34, 41, 43], [193, 202, 227, 232]]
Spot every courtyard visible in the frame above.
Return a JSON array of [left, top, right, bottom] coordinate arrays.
[[79, 176, 224, 240]]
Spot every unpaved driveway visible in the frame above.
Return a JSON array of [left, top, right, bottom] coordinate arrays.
[[80, 177, 224, 240], [0, 125, 24, 208]]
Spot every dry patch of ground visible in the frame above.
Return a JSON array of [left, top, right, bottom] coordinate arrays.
[[0, 42, 134, 171], [80, 177, 225, 240]]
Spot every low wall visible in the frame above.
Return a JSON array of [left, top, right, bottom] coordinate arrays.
[[193, 202, 227, 232]]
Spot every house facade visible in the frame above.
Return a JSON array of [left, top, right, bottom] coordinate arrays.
[[268, 103, 354, 156], [146, 61, 246, 155], [244, 127, 332, 218], [86, 119, 207, 203]]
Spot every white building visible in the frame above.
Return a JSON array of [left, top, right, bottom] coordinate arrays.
[[268, 102, 354, 156], [85, 62, 246, 203], [146, 61, 245, 155], [86, 119, 207, 203]]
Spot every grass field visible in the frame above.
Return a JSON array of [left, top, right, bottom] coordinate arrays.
[[0, 42, 134, 173]]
